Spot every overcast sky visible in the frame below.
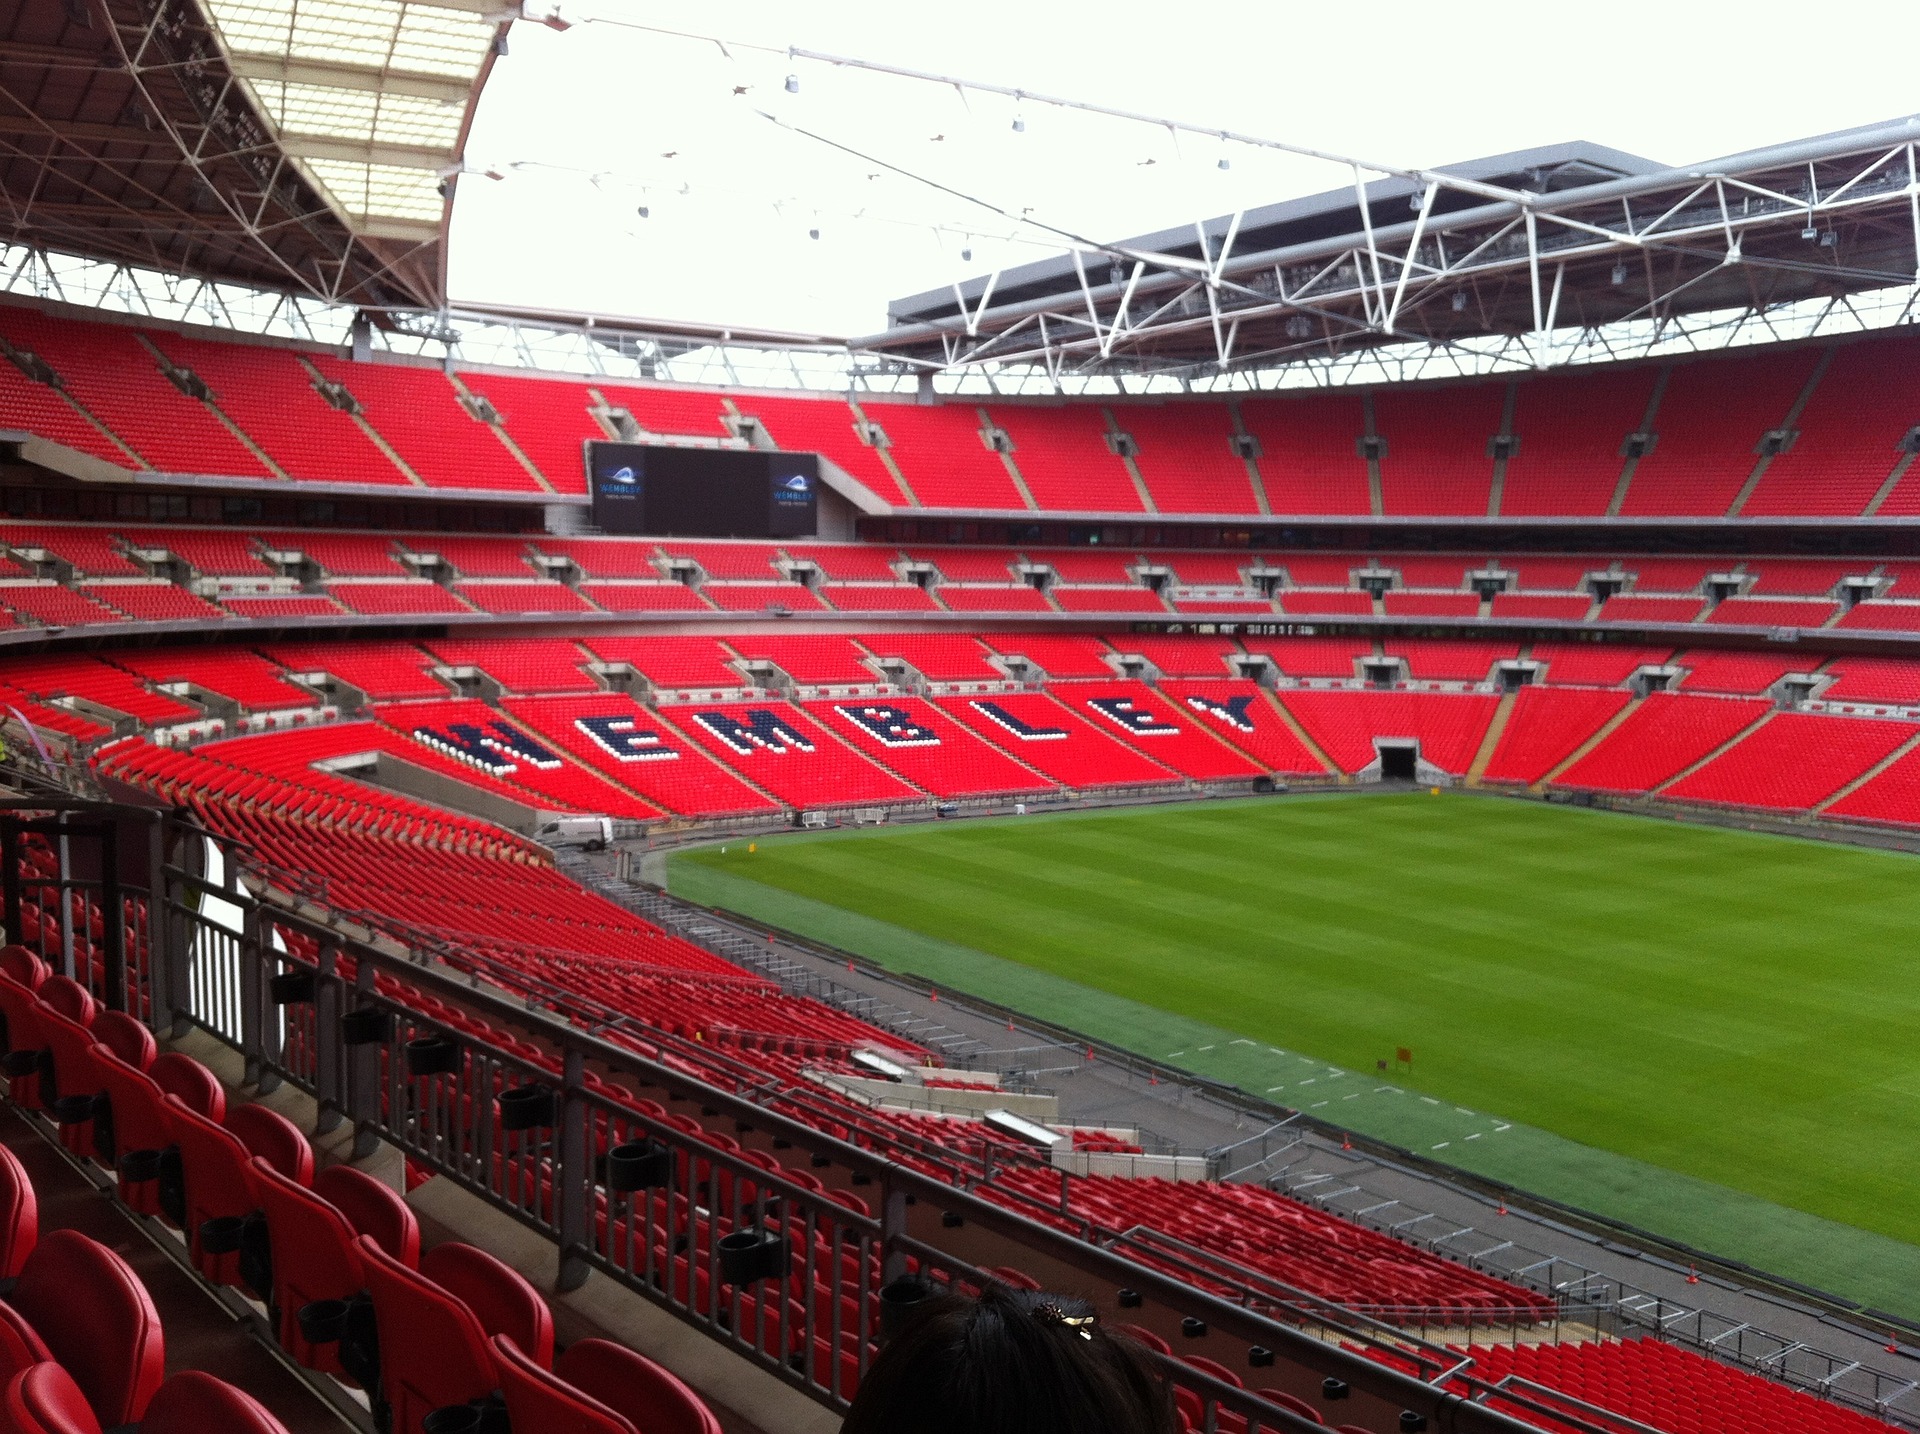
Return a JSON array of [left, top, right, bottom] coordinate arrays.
[[448, 0, 1919, 338]]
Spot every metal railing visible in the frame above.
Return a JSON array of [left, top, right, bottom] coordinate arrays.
[[0, 790, 1566, 1433]]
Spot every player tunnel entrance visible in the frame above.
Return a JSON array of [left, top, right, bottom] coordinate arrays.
[[1377, 741, 1418, 781]]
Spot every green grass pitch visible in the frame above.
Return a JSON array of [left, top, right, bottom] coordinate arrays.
[[672, 793, 1920, 1308]]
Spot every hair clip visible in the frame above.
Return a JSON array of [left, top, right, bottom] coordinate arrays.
[[1035, 1301, 1096, 1340]]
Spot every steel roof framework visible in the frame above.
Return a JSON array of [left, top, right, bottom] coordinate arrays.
[[0, 0, 502, 313], [857, 119, 1920, 382]]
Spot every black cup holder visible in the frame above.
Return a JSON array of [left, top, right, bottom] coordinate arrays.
[[879, 1276, 934, 1340], [404, 1036, 459, 1077], [497, 1085, 554, 1132], [421, 1405, 483, 1434], [341, 1009, 393, 1046], [49, 1094, 92, 1127], [1249, 1346, 1275, 1368], [118, 1147, 162, 1184], [717, 1229, 788, 1286], [1181, 1316, 1207, 1338], [297, 1298, 351, 1346], [1, 1049, 39, 1078], [199, 1215, 247, 1255], [269, 970, 316, 1005], [1322, 1378, 1350, 1402], [602, 1140, 671, 1192]]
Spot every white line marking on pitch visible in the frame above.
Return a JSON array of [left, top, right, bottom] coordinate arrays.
[[1198, 1044, 1215, 1051], [1466, 1133, 1482, 1140], [1230, 1039, 1253, 1046], [1267, 1085, 1287, 1092], [1432, 1142, 1451, 1149]]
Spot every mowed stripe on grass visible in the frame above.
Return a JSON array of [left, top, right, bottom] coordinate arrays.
[[677, 794, 1920, 1249]]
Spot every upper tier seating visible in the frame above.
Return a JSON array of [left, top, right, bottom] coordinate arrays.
[[866, 403, 1027, 510], [700, 583, 825, 613], [1819, 658, 1920, 706], [1743, 341, 1920, 517], [0, 655, 197, 725], [1532, 643, 1671, 687], [988, 406, 1142, 512], [0, 527, 142, 577], [454, 582, 600, 616], [823, 583, 940, 613], [577, 584, 712, 613], [405, 536, 534, 579], [1118, 404, 1262, 514], [1374, 385, 1503, 516], [147, 331, 409, 486], [307, 356, 542, 493], [84, 584, 230, 623], [11, 302, 1920, 521], [1619, 349, 1817, 517], [1050, 587, 1168, 613], [935, 584, 1056, 613], [1239, 393, 1371, 516], [1499, 366, 1655, 516], [0, 309, 270, 478], [1240, 636, 1372, 679], [1675, 651, 1806, 694], [781, 544, 905, 582], [1115, 635, 1241, 679]]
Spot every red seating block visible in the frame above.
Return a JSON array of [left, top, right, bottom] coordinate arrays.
[[1552, 693, 1771, 794]]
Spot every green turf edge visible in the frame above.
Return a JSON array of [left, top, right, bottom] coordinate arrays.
[[668, 853, 1920, 1323]]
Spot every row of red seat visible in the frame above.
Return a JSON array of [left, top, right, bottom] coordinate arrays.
[[0, 944, 726, 1434], [9, 302, 1920, 517]]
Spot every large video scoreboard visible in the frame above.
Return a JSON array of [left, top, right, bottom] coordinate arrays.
[[586, 443, 819, 539]]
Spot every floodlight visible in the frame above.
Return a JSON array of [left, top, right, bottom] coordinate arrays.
[[1451, 291, 1468, 312], [809, 227, 820, 240], [1012, 115, 1026, 133], [961, 245, 972, 261], [1284, 316, 1312, 339], [636, 205, 649, 219], [785, 74, 800, 94], [1217, 158, 1230, 171], [1611, 262, 1628, 285]]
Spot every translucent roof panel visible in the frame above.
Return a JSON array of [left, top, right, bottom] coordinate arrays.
[[307, 158, 450, 225], [201, 0, 496, 237]]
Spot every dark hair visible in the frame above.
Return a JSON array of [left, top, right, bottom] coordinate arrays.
[[839, 1284, 1175, 1434]]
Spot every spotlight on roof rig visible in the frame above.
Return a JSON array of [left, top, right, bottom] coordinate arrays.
[[785, 74, 800, 94]]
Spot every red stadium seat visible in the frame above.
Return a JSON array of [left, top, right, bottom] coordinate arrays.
[[354, 1235, 503, 1434], [0, 1143, 37, 1281], [314, 1165, 419, 1266], [9, 1230, 165, 1426], [1, 1363, 101, 1434], [419, 1243, 554, 1371], [248, 1157, 374, 1376], [139, 1371, 291, 1434]]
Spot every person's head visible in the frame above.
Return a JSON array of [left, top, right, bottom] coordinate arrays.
[[839, 1283, 1175, 1434]]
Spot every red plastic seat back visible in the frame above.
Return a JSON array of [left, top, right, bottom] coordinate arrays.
[[0, 1305, 52, 1385], [9, 1230, 165, 1425], [0, 1142, 36, 1280], [354, 1235, 499, 1434], [248, 1158, 364, 1371], [225, 1105, 313, 1186], [149, 1054, 224, 1123], [419, 1243, 553, 1371], [33, 1002, 98, 1105], [0, 947, 46, 993], [1, 1363, 103, 1434], [1255, 1388, 1325, 1425], [491, 1335, 633, 1434], [140, 1371, 291, 1434], [87, 1013, 154, 1074], [161, 1095, 258, 1266], [34, 978, 92, 1028], [87, 1047, 173, 1161], [315, 1165, 418, 1267], [557, 1339, 723, 1434]]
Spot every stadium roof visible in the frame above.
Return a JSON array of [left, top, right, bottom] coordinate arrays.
[[0, 0, 506, 311], [863, 118, 1920, 378]]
